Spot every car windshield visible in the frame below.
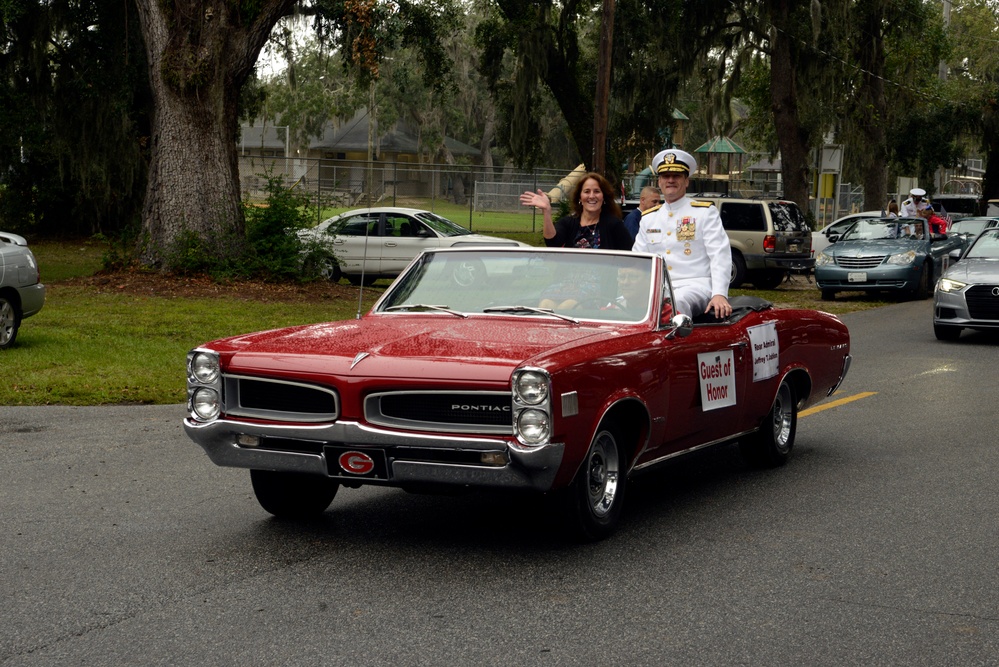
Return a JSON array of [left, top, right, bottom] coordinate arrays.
[[377, 249, 657, 323], [964, 229, 999, 259], [840, 218, 927, 241], [414, 212, 473, 237], [949, 218, 995, 237]]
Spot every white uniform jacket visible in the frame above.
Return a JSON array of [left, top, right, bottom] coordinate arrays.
[[900, 198, 929, 218], [633, 196, 731, 298]]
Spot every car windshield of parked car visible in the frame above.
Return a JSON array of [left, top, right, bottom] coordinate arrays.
[[378, 249, 656, 323], [963, 229, 999, 259], [414, 212, 473, 237], [949, 218, 995, 238], [840, 218, 927, 241]]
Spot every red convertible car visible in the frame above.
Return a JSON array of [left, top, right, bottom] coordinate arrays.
[[185, 247, 851, 540]]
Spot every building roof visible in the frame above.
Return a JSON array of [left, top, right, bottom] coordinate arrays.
[[692, 136, 747, 154], [308, 109, 480, 157], [239, 124, 288, 152]]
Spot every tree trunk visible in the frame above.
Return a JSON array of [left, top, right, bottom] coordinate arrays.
[[857, 3, 888, 211], [134, 0, 294, 268], [480, 106, 496, 181], [769, 0, 812, 218]]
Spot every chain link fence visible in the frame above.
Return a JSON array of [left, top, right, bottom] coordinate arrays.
[[240, 153, 892, 232], [239, 155, 577, 233]]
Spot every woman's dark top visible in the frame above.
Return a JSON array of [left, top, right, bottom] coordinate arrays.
[[544, 211, 633, 250]]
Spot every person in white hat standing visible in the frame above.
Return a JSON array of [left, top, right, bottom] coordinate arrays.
[[900, 188, 930, 218], [633, 149, 732, 319]]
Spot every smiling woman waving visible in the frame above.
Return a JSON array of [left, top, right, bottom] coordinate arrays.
[[520, 172, 633, 250]]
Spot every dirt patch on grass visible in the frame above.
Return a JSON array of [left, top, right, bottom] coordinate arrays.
[[56, 269, 382, 303]]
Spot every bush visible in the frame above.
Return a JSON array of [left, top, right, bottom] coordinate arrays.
[[244, 174, 326, 281]]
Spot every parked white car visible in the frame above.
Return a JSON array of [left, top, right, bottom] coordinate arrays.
[[812, 211, 882, 258], [0, 232, 45, 349], [299, 207, 531, 285]]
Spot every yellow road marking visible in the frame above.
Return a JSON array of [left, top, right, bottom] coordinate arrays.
[[799, 391, 877, 417]]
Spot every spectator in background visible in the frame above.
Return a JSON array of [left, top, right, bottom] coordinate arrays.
[[622, 186, 661, 241]]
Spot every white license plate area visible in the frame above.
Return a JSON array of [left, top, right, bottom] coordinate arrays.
[[847, 272, 867, 283]]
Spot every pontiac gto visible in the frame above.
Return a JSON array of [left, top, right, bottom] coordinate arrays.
[[185, 247, 851, 540]]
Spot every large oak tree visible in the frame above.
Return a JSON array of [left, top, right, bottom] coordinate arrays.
[[134, 1, 296, 265]]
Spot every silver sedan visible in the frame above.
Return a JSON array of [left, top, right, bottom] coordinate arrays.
[[1, 232, 45, 349], [299, 207, 530, 285], [933, 227, 999, 340]]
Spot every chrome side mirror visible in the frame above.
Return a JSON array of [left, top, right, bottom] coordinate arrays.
[[665, 313, 694, 339]]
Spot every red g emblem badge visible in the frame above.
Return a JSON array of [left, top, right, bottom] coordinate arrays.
[[338, 451, 375, 475]]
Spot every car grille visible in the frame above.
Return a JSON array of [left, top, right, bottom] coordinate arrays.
[[965, 285, 999, 320], [224, 376, 339, 422], [365, 391, 512, 434], [836, 255, 886, 269]]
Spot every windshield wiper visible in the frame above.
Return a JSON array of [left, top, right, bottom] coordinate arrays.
[[385, 304, 467, 318], [483, 305, 579, 323]]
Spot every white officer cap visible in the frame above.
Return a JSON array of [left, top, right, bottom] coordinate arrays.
[[909, 187, 926, 197], [652, 149, 697, 176]]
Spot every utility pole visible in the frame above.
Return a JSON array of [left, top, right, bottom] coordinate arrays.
[[939, 0, 951, 81], [592, 0, 615, 174]]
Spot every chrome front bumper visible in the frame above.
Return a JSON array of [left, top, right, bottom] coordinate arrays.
[[184, 418, 564, 492]]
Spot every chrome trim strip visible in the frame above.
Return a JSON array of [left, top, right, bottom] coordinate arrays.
[[632, 428, 758, 471], [183, 417, 563, 491], [827, 354, 852, 396]]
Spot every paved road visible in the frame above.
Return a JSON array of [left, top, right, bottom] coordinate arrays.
[[2, 299, 998, 666]]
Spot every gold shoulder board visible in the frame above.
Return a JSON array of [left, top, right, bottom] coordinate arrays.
[[641, 204, 662, 216], [691, 200, 713, 207]]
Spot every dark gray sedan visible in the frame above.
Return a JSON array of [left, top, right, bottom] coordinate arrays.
[[933, 227, 999, 340], [814, 217, 965, 301]]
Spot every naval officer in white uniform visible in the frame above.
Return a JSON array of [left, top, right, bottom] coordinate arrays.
[[632, 149, 732, 319], [900, 187, 930, 218]]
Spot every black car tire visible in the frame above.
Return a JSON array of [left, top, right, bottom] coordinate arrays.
[[820, 289, 836, 301], [304, 254, 342, 283], [250, 469, 339, 518], [912, 263, 931, 300], [752, 270, 786, 290], [346, 274, 377, 287], [562, 422, 627, 541], [730, 251, 747, 288], [0, 295, 21, 350], [933, 323, 962, 341], [740, 379, 797, 468], [317, 256, 342, 283]]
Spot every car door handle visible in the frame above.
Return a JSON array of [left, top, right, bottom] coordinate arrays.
[[384, 242, 397, 247]]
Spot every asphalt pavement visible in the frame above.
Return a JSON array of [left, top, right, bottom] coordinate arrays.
[[1, 298, 998, 666]]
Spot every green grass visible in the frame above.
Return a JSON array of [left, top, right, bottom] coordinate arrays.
[[2, 240, 890, 407], [3, 285, 382, 406]]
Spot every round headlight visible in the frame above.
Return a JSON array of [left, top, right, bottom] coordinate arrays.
[[514, 371, 549, 405], [191, 352, 220, 384], [517, 409, 550, 445], [191, 387, 221, 421]]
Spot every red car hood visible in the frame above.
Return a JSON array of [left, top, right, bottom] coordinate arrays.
[[210, 316, 622, 382]]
